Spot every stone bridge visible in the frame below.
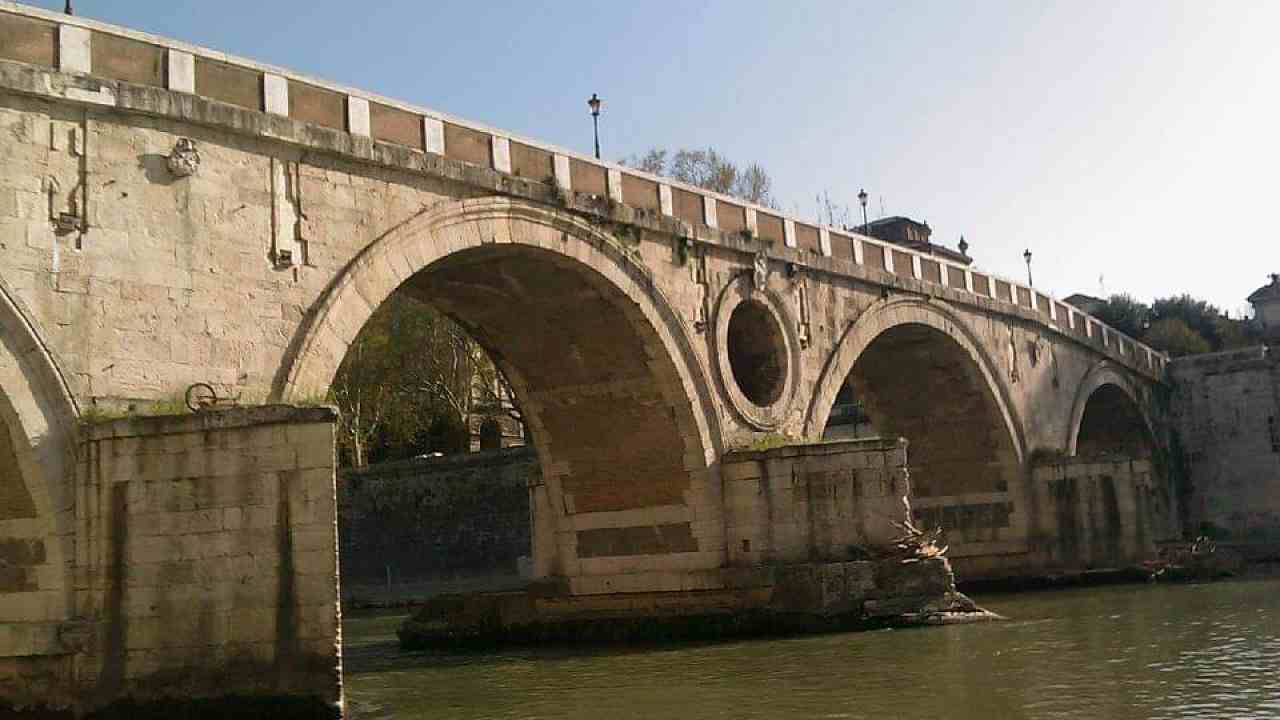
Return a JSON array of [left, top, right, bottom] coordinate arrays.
[[0, 3, 1175, 714]]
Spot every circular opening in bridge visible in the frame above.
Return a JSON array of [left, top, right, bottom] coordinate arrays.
[[727, 299, 788, 407]]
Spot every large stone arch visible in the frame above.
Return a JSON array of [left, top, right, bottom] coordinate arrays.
[[805, 297, 1025, 465], [0, 274, 79, 629], [1066, 360, 1156, 456], [276, 197, 723, 589]]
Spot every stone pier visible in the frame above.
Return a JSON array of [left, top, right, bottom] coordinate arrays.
[[1, 406, 342, 717]]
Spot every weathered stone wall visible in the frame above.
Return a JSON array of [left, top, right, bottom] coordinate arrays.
[[338, 448, 535, 602], [1171, 347, 1280, 556], [0, 1, 1173, 607], [36, 406, 340, 715], [721, 439, 912, 567], [999, 457, 1168, 577]]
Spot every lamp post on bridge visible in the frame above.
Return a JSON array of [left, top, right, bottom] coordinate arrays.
[[587, 93, 602, 160], [1023, 248, 1034, 287], [858, 188, 869, 235]]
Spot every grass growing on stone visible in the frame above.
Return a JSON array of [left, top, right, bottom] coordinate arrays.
[[736, 434, 793, 452], [80, 396, 192, 423]]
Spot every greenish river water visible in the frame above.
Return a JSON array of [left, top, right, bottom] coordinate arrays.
[[341, 579, 1280, 719]]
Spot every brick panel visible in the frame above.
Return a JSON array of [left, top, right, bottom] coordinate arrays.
[[972, 273, 991, 296], [717, 200, 746, 233], [831, 232, 855, 262], [1036, 293, 1052, 317], [795, 223, 820, 255], [863, 242, 886, 271], [510, 141, 553, 180], [194, 56, 262, 110], [1016, 287, 1032, 309], [621, 174, 660, 211], [443, 122, 492, 167], [892, 250, 914, 279], [921, 258, 941, 284], [369, 101, 423, 150], [576, 523, 697, 558], [672, 187, 703, 225], [0, 13, 56, 68], [757, 212, 785, 243], [288, 80, 345, 131], [90, 31, 164, 87], [570, 158, 608, 197]]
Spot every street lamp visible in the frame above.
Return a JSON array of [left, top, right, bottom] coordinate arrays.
[[587, 93, 602, 160], [1023, 248, 1033, 287], [857, 188, 869, 234]]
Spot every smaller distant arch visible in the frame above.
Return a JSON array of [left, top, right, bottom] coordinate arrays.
[[1067, 361, 1156, 457]]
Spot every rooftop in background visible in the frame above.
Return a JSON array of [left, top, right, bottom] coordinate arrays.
[[1063, 293, 1107, 315], [1247, 274, 1280, 303], [1249, 274, 1280, 337], [861, 216, 971, 267]]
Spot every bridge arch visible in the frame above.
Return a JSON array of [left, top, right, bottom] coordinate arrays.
[[278, 197, 722, 585], [1067, 361, 1156, 457], [0, 276, 79, 623], [806, 297, 1025, 465]]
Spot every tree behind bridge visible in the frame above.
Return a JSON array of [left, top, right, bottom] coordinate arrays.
[[623, 148, 776, 208]]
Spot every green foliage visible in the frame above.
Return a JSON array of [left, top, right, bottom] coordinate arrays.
[[1151, 294, 1230, 349], [1094, 293, 1151, 339], [1092, 292, 1262, 357], [1144, 317, 1211, 357], [735, 434, 793, 452], [330, 292, 508, 467], [622, 147, 776, 208], [80, 396, 191, 423]]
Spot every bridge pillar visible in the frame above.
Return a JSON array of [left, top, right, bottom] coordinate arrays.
[[2, 407, 343, 718]]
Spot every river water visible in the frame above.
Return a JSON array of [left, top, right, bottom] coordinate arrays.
[[342, 579, 1280, 719]]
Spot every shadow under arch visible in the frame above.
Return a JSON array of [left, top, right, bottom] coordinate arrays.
[[0, 274, 80, 626], [1067, 360, 1157, 457], [805, 297, 1025, 468], [276, 196, 723, 584]]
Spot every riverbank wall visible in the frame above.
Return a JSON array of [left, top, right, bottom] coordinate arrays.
[[1170, 346, 1280, 560], [337, 448, 535, 606]]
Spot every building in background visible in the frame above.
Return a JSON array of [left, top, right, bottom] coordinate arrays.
[[1248, 274, 1280, 341], [1063, 293, 1107, 315], [862, 216, 972, 266]]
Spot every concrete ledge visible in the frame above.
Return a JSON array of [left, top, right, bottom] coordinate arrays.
[[81, 405, 338, 441], [396, 558, 991, 648], [725, 437, 904, 463]]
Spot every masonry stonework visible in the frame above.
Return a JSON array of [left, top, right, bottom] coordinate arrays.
[[1171, 347, 1280, 557], [0, 3, 1178, 710]]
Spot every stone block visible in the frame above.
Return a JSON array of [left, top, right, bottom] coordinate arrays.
[[263, 73, 288, 116], [167, 49, 194, 93], [58, 26, 90, 74]]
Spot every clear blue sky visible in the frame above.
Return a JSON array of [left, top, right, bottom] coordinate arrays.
[[32, 1, 1279, 312]]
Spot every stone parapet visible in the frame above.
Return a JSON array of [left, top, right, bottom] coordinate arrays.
[[0, 0, 1166, 381]]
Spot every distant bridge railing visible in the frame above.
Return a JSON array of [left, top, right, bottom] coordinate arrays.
[[0, 1, 1167, 380]]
